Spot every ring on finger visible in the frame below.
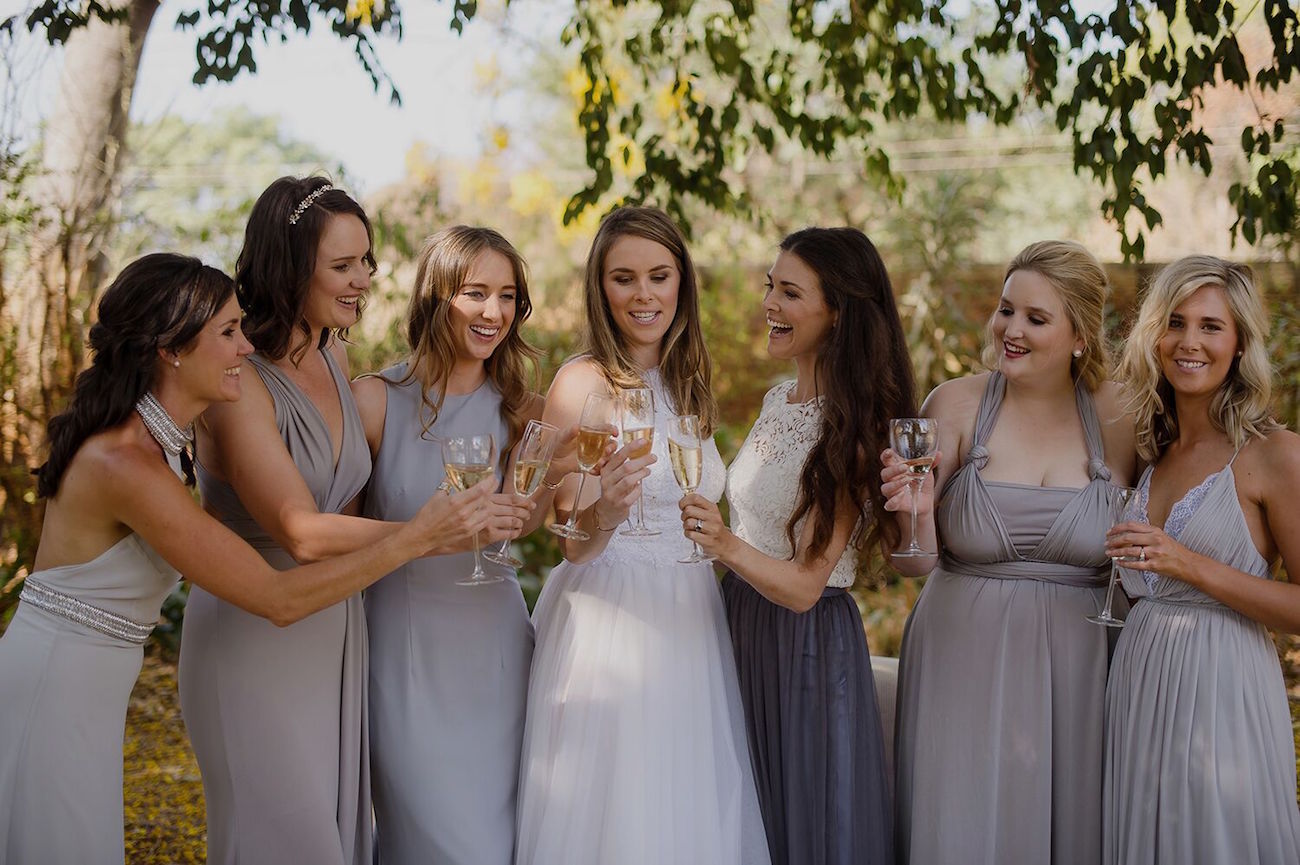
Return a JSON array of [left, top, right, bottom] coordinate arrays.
[[693, 519, 704, 533], [1138, 547, 1146, 562]]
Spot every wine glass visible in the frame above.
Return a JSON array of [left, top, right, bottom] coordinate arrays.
[[619, 387, 660, 537], [548, 393, 620, 542], [889, 417, 940, 559], [667, 414, 714, 564], [484, 420, 560, 568], [1086, 485, 1136, 627], [441, 433, 500, 586]]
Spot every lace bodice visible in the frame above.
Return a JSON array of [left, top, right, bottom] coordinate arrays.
[[726, 380, 857, 588], [1129, 465, 1225, 593], [591, 368, 726, 569]]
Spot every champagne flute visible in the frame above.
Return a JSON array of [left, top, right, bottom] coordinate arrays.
[[889, 417, 940, 559], [484, 420, 560, 568], [619, 387, 660, 537], [1086, 486, 1136, 627], [667, 414, 714, 564], [441, 433, 501, 586], [548, 393, 620, 542]]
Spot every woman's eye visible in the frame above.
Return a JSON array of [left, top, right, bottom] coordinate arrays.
[[997, 307, 1012, 317], [1029, 317, 1046, 326]]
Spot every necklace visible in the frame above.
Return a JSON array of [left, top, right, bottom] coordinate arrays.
[[135, 391, 193, 458]]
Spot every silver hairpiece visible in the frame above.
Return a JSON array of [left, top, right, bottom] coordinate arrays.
[[288, 185, 336, 225]]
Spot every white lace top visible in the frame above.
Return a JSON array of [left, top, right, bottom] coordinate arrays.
[[726, 379, 857, 589], [590, 368, 726, 569]]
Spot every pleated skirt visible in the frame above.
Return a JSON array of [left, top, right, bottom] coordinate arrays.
[[722, 573, 893, 865]]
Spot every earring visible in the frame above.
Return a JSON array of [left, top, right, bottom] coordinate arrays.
[[1072, 349, 1083, 358], [172, 359, 181, 368], [1235, 351, 1243, 358]]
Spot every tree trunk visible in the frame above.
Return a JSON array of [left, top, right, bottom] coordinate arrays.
[[0, 0, 158, 608]]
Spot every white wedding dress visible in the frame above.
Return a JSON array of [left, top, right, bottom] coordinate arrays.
[[515, 369, 769, 865]]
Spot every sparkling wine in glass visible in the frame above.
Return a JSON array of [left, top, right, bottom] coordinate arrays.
[[442, 433, 500, 586], [620, 387, 660, 537], [890, 417, 939, 559], [548, 393, 620, 541], [484, 420, 559, 568], [667, 414, 714, 564], [1086, 485, 1135, 627]]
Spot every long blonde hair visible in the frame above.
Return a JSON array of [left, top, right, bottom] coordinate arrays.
[[580, 206, 718, 434], [981, 240, 1111, 391], [1116, 255, 1280, 462], [397, 226, 540, 453]]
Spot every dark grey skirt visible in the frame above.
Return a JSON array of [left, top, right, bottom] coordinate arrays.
[[722, 573, 893, 865]]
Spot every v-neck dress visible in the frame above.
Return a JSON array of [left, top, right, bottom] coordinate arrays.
[[1103, 459, 1300, 865], [178, 350, 373, 865], [895, 371, 1120, 865]]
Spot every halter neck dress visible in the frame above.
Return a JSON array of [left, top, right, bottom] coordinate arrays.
[[0, 476, 180, 864], [1104, 455, 1300, 864], [362, 364, 532, 865], [178, 349, 373, 865], [895, 371, 1119, 865], [515, 366, 769, 865]]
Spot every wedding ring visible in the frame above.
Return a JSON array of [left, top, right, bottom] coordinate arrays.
[[693, 519, 703, 533], [1138, 548, 1146, 562]]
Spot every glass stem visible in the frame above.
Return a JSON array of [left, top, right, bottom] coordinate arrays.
[[471, 530, 483, 578], [1101, 564, 1118, 617], [564, 472, 589, 532], [909, 478, 920, 548]]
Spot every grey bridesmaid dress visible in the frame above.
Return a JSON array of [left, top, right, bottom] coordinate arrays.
[[1104, 458, 1300, 864], [178, 350, 372, 865], [895, 371, 1119, 865], [362, 365, 533, 865], [0, 533, 178, 864]]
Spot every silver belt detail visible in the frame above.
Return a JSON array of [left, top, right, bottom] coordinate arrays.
[[19, 578, 155, 645]]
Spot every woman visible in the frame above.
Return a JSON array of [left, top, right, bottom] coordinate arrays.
[[1104, 256, 1300, 864], [354, 226, 571, 865], [515, 206, 768, 865], [0, 254, 495, 865], [681, 226, 909, 865], [883, 240, 1137, 865], [178, 178, 527, 864]]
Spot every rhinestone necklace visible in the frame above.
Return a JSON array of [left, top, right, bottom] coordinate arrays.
[[134, 391, 193, 458]]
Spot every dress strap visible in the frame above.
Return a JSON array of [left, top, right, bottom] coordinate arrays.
[[964, 372, 1006, 470], [1074, 382, 1112, 482]]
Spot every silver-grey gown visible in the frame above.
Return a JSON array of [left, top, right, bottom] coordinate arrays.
[[1104, 458, 1300, 864], [895, 371, 1120, 865], [0, 530, 177, 865], [178, 350, 372, 865], [363, 365, 532, 865]]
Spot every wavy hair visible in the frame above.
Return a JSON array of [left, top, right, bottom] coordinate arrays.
[[394, 226, 540, 455], [779, 227, 917, 562], [980, 240, 1111, 391], [35, 254, 235, 497], [1117, 255, 1280, 462], [236, 175, 375, 364], [580, 206, 718, 434]]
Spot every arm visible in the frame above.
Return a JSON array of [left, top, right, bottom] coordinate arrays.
[[101, 442, 496, 626], [680, 491, 857, 613], [1106, 431, 1300, 634], [540, 360, 654, 564]]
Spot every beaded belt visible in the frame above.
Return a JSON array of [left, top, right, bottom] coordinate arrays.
[[19, 578, 156, 645]]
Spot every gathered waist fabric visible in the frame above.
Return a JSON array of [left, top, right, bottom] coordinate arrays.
[[937, 556, 1109, 589], [18, 578, 155, 645]]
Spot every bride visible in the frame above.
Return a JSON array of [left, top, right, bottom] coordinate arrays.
[[514, 206, 768, 865]]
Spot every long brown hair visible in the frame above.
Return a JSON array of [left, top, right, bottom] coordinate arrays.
[[396, 226, 540, 454], [580, 206, 717, 433], [779, 227, 916, 561]]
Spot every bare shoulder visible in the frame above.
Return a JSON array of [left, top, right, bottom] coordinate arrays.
[[922, 372, 987, 424], [1245, 428, 1300, 480], [1092, 381, 1134, 427], [546, 357, 608, 403], [203, 358, 274, 431], [350, 374, 389, 420]]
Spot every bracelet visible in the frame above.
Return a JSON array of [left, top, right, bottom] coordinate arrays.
[[540, 473, 564, 491], [592, 507, 620, 533]]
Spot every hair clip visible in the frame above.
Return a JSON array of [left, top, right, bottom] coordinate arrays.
[[288, 185, 336, 225]]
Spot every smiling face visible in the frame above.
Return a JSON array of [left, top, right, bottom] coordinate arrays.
[[176, 294, 253, 404], [1158, 284, 1240, 400], [763, 249, 835, 362], [601, 234, 681, 363], [301, 214, 371, 331], [447, 249, 518, 367], [990, 268, 1083, 384]]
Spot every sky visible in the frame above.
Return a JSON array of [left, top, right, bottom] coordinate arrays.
[[5, 0, 559, 195]]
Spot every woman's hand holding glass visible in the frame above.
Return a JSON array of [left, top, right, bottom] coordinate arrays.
[[441, 433, 504, 586], [590, 439, 657, 532], [1105, 520, 1195, 584], [886, 417, 940, 558], [485, 420, 560, 568], [677, 494, 728, 563], [880, 447, 941, 519], [549, 393, 621, 541]]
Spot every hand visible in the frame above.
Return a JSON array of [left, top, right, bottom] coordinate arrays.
[[540, 425, 581, 489], [1105, 521, 1194, 583], [411, 476, 495, 555], [481, 492, 536, 545], [591, 440, 656, 528], [880, 447, 940, 517], [679, 493, 731, 559]]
